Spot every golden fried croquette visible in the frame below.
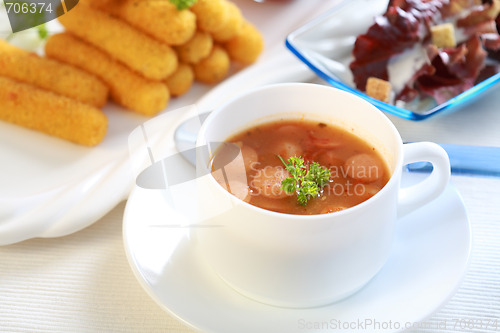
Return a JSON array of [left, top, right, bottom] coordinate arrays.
[[0, 76, 107, 146], [224, 20, 264, 65], [211, 1, 244, 42], [165, 63, 194, 97], [83, 0, 196, 46], [45, 33, 169, 116], [175, 31, 213, 64], [190, 0, 229, 33], [193, 45, 230, 84], [0, 40, 108, 108], [58, 3, 178, 80]]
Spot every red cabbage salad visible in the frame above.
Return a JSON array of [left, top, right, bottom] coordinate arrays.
[[350, 0, 500, 106]]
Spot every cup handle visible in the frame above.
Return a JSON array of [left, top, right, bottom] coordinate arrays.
[[398, 142, 450, 218]]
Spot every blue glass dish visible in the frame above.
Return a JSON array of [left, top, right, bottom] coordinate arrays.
[[285, 0, 500, 120]]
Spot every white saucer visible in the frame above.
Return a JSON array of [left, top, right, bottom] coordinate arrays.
[[123, 167, 471, 333]]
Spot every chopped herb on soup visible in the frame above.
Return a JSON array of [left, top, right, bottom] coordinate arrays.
[[278, 155, 331, 206], [211, 119, 390, 215]]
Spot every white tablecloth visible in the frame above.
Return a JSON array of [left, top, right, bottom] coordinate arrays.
[[1, 0, 499, 332]]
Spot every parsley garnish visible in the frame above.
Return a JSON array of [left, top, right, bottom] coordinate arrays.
[[169, 0, 197, 10], [278, 155, 330, 206], [37, 24, 48, 40]]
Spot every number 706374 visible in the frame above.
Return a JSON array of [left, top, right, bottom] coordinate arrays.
[[4, 2, 54, 14]]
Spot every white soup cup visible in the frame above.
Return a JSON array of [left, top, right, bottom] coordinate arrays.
[[195, 83, 450, 308]]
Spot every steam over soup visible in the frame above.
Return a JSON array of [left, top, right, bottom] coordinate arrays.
[[210, 119, 390, 215]]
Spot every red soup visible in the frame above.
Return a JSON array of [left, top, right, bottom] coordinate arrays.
[[211, 119, 390, 215]]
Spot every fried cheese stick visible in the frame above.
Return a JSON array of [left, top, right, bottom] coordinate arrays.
[[175, 31, 213, 64], [0, 40, 108, 108], [211, 1, 244, 42], [45, 33, 169, 116], [0, 76, 107, 146], [165, 63, 194, 97], [83, 0, 196, 46], [58, 3, 178, 81], [193, 45, 230, 84], [190, 0, 229, 34], [224, 20, 264, 64]]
